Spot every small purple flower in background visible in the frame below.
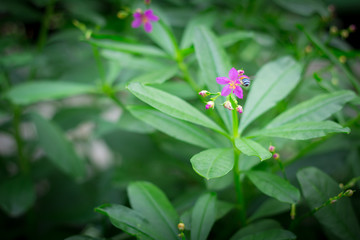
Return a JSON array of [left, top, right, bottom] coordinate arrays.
[[205, 101, 214, 110], [131, 9, 159, 33], [198, 90, 209, 97], [216, 68, 243, 99], [236, 105, 243, 114], [273, 153, 280, 160]]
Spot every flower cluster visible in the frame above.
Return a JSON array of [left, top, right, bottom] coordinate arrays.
[[269, 145, 280, 160], [199, 67, 250, 114]]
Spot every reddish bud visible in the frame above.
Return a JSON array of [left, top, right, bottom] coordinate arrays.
[[273, 153, 280, 160], [178, 222, 185, 231], [269, 145, 275, 153]]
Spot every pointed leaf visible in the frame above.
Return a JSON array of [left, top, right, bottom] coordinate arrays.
[[250, 121, 350, 140], [148, 20, 178, 58], [246, 171, 300, 204], [127, 82, 225, 134], [95, 204, 159, 240], [6, 81, 95, 105], [266, 90, 355, 128], [248, 198, 290, 222], [0, 175, 35, 217], [128, 106, 217, 148], [230, 219, 282, 240], [297, 167, 360, 240], [130, 65, 178, 85], [239, 56, 302, 133], [191, 148, 234, 179], [88, 38, 167, 58], [191, 192, 217, 240], [128, 182, 179, 240], [194, 26, 232, 131], [235, 138, 272, 161], [180, 12, 216, 49], [235, 229, 296, 240], [31, 113, 86, 179]]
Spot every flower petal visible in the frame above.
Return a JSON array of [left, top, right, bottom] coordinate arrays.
[[234, 86, 243, 99], [131, 18, 142, 28], [216, 77, 230, 85], [228, 67, 238, 81], [145, 10, 159, 21], [221, 85, 232, 96], [133, 12, 142, 18], [144, 22, 153, 32]]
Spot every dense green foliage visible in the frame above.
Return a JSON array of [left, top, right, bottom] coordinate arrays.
[[1, 0, 360, 240]]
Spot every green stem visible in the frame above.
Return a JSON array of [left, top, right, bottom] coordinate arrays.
[[29, 0, 56, 80], [176, 52, 201, 92], [92, 46, 106, 86], [230, 103, 246, 225], [298, 25, 360, 94], [13, 106, 29, 174]]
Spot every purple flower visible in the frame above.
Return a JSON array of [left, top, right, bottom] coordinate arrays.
[[131, 9, 159, 33], [216, 68, 243, 99]]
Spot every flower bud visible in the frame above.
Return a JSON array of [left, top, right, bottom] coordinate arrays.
[[223, 101, 233, 110], [178, 222, 185, 231], [349, 24, 356, 32], [269, 145, 275, 153], [305, 45, 312, 54], [339, 55, 346, 63], [330, 199, 337, 204], [237, 69, 245, 76], [344, 189, 354, 197], [117, 10, 129, 19], [236, 105, 243, 113], [205, 101, 214, 110], [330, 26, 338, 34], [273, 153, 280, 160], [199, 90, 209, 97], [328, 4, 335, 13], [340, 29, 349, 38], [144, 0, 151, 4]]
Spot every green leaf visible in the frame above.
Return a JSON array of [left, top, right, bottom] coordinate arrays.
[[230, 219, 282, 240], [220, 31, 275, 48], [191, 192, 217, 240], [6, 81, 95, 105], [248, 198, 290, 222], [180, 11, 216, 49], [31, 113, 86, 179], [148, 20, 178, 58], [191, 148, 234, 179], [194, 26, 232, 132], [128, 182, 179, 240], [235, 138, 272, 161], [0, 175, 35, 217], [65, 236, 104, 240], [130, 65, 178, 85], [95, 204, 159, 240], [246, 171, 300, 204], [128, 106, 217, 148], [250, 121, 350, 140], [88, 38, 167, 58], [274, 0, 328, 16], [297, 167, 360, 240], [239, 56, 302, 133], [127, 82, 225, 134], [266, 90, 355, 128], [235, 229, 296, 240]]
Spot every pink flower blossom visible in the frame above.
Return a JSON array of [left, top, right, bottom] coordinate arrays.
[[205, 101, 214, 110], [131, 9, 159, 33], [216, 68, 243, 99]]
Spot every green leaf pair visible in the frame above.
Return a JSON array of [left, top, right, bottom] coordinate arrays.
[[96, 182, 217, 240]]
